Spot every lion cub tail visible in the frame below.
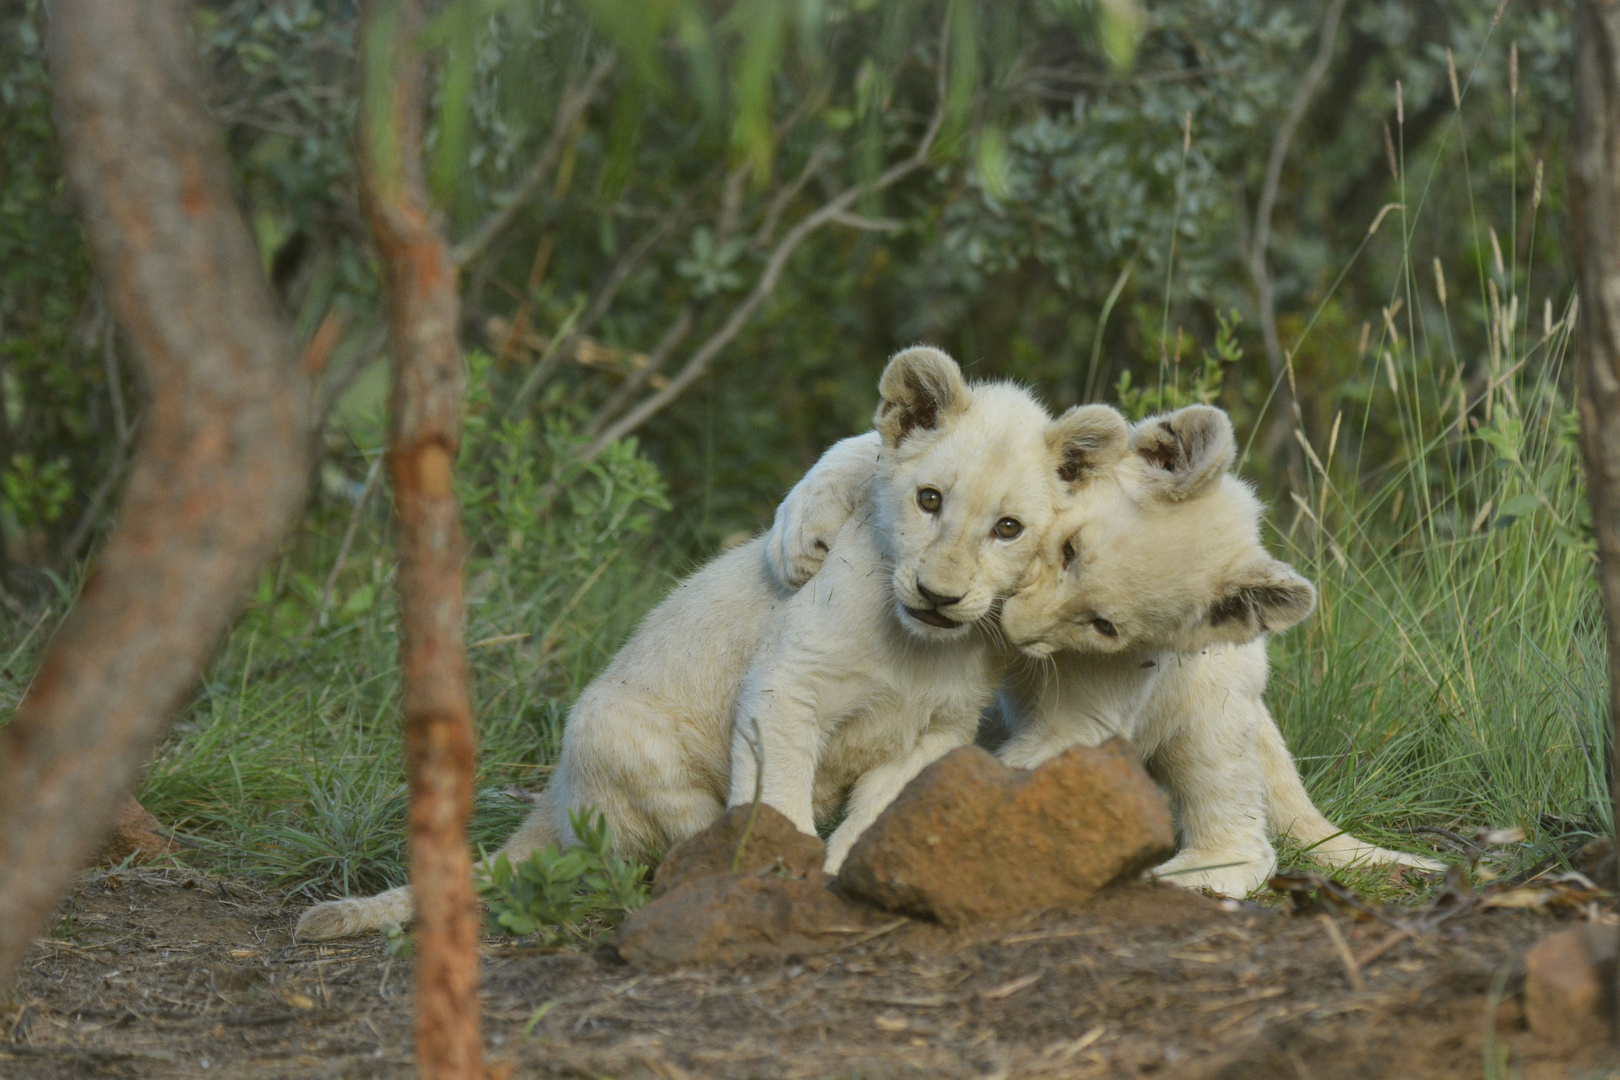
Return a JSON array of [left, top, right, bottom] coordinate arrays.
[[293, 795, 567, 942], [1256, 707, 1444, 873], [294, 883, 415, 942]]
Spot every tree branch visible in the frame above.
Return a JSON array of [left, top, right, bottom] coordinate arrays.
[[513, 195, 694, 404], [450, 54, 615, 269], [581, 306, 695, 437], [1, 0, 311, 981], [358, 1, 482, 1075], [576, 88, 948, 464], [754, 139, 836, 247]]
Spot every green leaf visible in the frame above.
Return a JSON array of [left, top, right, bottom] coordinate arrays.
[[1496, 493, 1542, 522], [938, 0, 981, 159], [730, 0, 786, 185], [975, 126, 1011, 200], [428, 0, 482, 206], [1096, 0, 1143, 73], [579, 0, 679, 99]]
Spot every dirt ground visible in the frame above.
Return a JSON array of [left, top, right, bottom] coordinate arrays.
[[3, 866, 1617, 1080]]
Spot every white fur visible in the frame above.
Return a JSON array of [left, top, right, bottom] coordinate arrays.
[[766, 405, 1442, 897], [295, 347, 1114, 939]]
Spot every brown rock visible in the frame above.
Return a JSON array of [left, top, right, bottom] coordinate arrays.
[[1525, 923, 1617, 1051], [837, 741, 1174, 926], [652, 803, 827, 898], [618, 872, 893, 971], [101, 795, 174, 864]]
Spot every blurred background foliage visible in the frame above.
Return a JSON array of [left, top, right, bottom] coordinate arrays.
[[0, 0, 1572, 575], [0, 0, 1598, 890]]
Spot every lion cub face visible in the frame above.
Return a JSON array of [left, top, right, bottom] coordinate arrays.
[[870, 347, 1130, 641], [1001, 405, 1315, 657]]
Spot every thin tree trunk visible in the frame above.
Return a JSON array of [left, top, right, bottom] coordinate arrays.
[[0, 0, 311, 981], [357, 2, 483, 1077], [1572, 0, 1620, 1040]]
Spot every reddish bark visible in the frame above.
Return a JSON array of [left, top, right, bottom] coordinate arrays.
[[0, 0, 311, 981], [1572, 0, 1620, 1042], [357, 2, 483, 1077]]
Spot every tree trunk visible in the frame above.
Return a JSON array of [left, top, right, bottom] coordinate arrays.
[[357, 2, 483, 1077], [1572, 0, 1620, 1041], [0, 0, 311, 981]]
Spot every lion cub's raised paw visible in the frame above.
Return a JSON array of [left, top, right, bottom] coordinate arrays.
[[763, 433, 880, 589]]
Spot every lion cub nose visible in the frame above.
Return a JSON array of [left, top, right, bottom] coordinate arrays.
[[915, 580, 965, 608]]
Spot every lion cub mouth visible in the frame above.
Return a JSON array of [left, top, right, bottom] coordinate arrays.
[[904, 606, 962, 630]]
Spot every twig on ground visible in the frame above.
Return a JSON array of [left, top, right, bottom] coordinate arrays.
[[1316, 914, 1365, 992], [1353, 927, 1413, 969]]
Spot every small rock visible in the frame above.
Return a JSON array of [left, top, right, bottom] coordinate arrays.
[[652, 803, 825, 897], [101, 795, 174, 864], [837, 741, 1175, 926], [617, 872, 892, 971], [1525, 923, 1617, 1052]]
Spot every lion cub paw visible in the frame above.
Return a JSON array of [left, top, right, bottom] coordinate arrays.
[[1152, 849, 1275, 899]]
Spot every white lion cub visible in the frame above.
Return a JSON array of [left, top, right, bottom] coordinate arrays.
[[768, 405, 1441, 897], [295, 347, 1123, 939], [730, 348, 1130, 871]]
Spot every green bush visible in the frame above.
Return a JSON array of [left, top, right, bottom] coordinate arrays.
[[476, 811, 649, 943]]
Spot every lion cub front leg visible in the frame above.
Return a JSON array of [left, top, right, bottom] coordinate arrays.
[[728, 661, 829, 840], [822, 713, 980, 872], [1149, 704, 1277, 898]]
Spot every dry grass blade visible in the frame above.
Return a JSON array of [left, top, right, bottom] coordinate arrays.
[[1317, 915, 1366, 992]]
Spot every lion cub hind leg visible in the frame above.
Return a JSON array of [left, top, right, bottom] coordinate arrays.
[[1146, 694, 1278, 899], [1255, 706, 1444, 873]]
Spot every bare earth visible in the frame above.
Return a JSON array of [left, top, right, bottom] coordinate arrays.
[[3, 866, 1616, 1079]]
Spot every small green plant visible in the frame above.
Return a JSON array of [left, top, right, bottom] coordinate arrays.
[[381, 920, 413, 959], [476, 810, 648, 944], [1115, 310, 1242, 422], [50, 894, 82, 942]]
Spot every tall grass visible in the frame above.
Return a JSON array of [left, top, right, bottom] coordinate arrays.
[[129, 355, 676, 899], [1268, 310, 1601, 870], [1257, 41, 1597, 870]]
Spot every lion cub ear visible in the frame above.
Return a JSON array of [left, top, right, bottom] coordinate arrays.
[[1195, 557, 1317, 646], [1048, 404, 1129, 487], [874, 346, 971, 448], [1132, 404, 1237, 501]]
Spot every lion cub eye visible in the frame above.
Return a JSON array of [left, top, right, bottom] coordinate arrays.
[[1092, 617, 1118, 638], [1061, 539, 1077, 568], [917, 488, 943, 513], [993, 517, 1023, 540]]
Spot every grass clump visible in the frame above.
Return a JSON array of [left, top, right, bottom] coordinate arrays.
[[125, 353, 673, 900]]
